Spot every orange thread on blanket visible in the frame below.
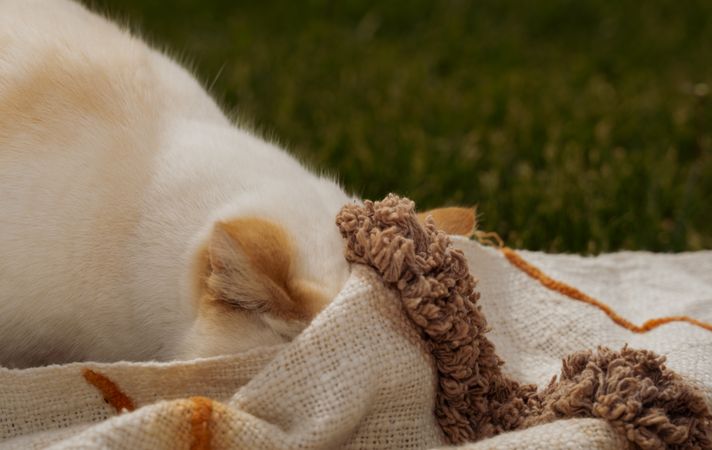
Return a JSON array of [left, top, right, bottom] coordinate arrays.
[[82, 368, 135, 413], [498, 246, 712, 333], [190, 397, 213, 450]]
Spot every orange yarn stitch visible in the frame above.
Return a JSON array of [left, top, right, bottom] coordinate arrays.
[[190, 397, 213, 450], [499, 246, 712, 333], [82, 369, 135, 413]]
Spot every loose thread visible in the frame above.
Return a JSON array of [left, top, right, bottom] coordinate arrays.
[[501, 245, 712, 333], [473, 232, 712, 334], [82, 368, 135, 413]]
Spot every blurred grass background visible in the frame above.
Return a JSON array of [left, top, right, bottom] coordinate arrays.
[[86, 0, 711, 253]]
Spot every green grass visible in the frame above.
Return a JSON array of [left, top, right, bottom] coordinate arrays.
[[86, 0, 712, 253]]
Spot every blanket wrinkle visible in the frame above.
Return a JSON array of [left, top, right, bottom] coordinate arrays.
[[337, 193, 712, 450]]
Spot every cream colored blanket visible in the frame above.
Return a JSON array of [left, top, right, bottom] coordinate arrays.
[[1, 238, 711, 449]]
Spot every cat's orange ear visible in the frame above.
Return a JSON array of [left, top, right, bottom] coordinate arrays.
[[417, 207, 477, 236], [204, 218, 305, 320]]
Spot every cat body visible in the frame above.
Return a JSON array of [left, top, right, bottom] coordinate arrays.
[[0, 0, 352, 368]]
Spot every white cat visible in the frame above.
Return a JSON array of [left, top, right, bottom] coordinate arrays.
[[0, 0, 359, 368], [0, 0, 473, 368]]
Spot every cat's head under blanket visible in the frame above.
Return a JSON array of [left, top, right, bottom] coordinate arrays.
[[178, 190, 476, 359]]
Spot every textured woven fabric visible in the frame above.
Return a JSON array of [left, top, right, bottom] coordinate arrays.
[[1, 240, 710, 449]]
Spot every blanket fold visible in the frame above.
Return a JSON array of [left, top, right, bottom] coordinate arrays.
[[1, 194, 710, 450]]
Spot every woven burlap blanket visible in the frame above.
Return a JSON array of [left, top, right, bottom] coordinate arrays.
[[1, 195, 710, 449]]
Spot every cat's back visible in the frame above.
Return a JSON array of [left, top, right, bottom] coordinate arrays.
[[0, 0, 222, 145], [1, 0, 150, 134], [0, 0, 226, 365], [0, 0, 172, 259], [0, 0, 225, 228]]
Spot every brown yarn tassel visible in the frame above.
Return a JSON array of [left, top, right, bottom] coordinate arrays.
[[336, 194, 711, 449]]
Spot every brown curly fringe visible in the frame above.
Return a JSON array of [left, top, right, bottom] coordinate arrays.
[[336, 194, 712, 450]]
